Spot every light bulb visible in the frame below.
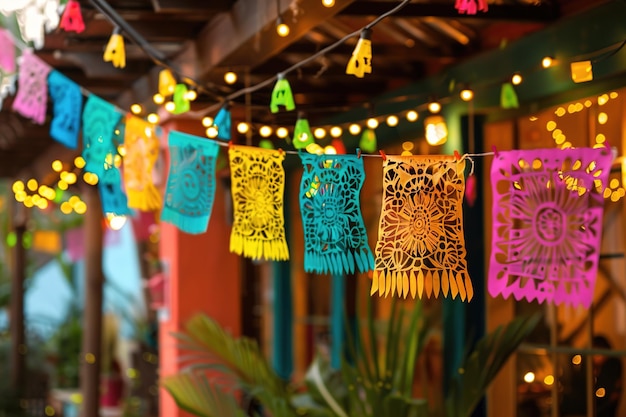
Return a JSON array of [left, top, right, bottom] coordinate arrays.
[[184, 90, 197, 101], [147, 113, 159, 124], [237, 122, 250, 134], [259, 125, 273, 137], [224, 71, 237, 84], [366, 118, 379, 129], [542, 56, 553, 68], [428, 100, 441, 114], [130, 103, 143, 115], [74, 156, 86, 169], [164, 101, 176, 112], [330, 126, 342, 138], [153, 93, 165, 105], [349, 124, 361, 135], [406, 110, 418, 122], [206, 126, 219, 138], [322, 0, 335, 6], [276, 17, 290, 37], [386, 115, 399, 127], [313, 128, 326, 139], [460, 88, 474, 101], [276, 127, 289, 139], [512, 73, 523, 85], [52, 160, 63, 172], [202, 117, 214, 127]]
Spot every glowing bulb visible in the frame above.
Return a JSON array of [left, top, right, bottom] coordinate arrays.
[[386, 115, 399, 127], [512, 73, 523, 85], [313, 128, 326, 139], [322, 0, 335, 6], [57, 180, 68, 190], [237, 122, 250, 134], [74, 201, 87, 214], [130, 103, 142, 115], [147, 113, 159, 124], [106, 214, 127, 231], [428, 101, 441, 114], [460, 88, 474, 101], [52, 160, 63, 172], [330, 126, 342, 138], [37, 199, 48, 210], [276, 17, 290, 37], [74, 156, 86, 169], [60, 202, 72, 214], [164, 101, 176, 112], [259, 125, 273, 138], [544, 375, 554, 386], [206, 126, 219, 138], [572, 355, 582, 365], [349, 124, 361, 135], [153, 93, 165, 105], [184, 90, 197, 101], [366, 118, 379, 129], [202, 117, 214, 127], [224, 71, 237, 85], [27, 179, 38, 191], [523, 372, 535, 383], [542, 56, 553, 68], [276, 127, 289, 139], [12, 180, 24, 193], [406, 110, 418, 122]]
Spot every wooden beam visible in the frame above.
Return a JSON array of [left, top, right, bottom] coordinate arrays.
[[339, 2, 560, 22], [150, 0, 234, 14]]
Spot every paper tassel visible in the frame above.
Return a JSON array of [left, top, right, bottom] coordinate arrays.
[[103, 29, 126, 68], [229, 145, 289, 261], [300, 153, 374, 275], [60, 0, 85, 33], [372, 155, 472, 301], [500, 82, 519, 109], [346, 29, 372, 78], [48, 71, 83, 149], [270, 75, 296, 113], [158, 69, 177, 96], [123, 116, 162, 211], [12, 50, 51, 125], [172, 84, 190, 114], [455, 0, 488, 14], [161, 131, 219, 234], [82, 95, 123, 179], [293, 114, 314, 149], [489, 147, 613, 307], [214, 106, 231, 141], [99, 159, 131, 216], [359, 128, 377, 153]]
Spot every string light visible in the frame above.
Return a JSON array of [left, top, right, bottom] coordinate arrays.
[[184, 89, 198, 101], [511, 73, 523, 85], [460, 86, 474, 101], [206, 126, 219, 138], [130, 103, 143, 114], [330, 126, 342, 138], [147, 113, 160, 124], [349, 124, 362, 135], [542, 56, 554, 68], [164, 101, 176, 112], [406, 110, 418, 122], [428, 99, 441, 114], [366, 118, 379, 129], [153, 93, 165, 105], [313, 127, 326, 139], [237, 122, 250, 134], [202, 117, 214, 127], [276, 127, 289, 139], [259, 125, 273, 137], [276, 16, 290, 37], [224, 71, 237, 85], [322, 0, 335, 7], [386, 115, 399, 127]]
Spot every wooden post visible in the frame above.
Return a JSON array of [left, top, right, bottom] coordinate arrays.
[[10, 218, 26, 401], [80, 185, 104, 417]]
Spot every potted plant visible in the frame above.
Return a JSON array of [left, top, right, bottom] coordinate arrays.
[[163, 299, 540, 417]]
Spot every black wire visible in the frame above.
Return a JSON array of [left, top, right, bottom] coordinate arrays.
[[592, 39, 626, 63]]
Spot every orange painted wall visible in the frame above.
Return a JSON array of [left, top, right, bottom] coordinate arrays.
[[158, 119, 241, 417]]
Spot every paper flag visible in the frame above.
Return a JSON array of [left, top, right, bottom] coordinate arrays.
[[48, 71, 83, 149], [12, 50, 51, 124], [455, 0, 488, 14], [229, 145, 289, 261], [172, 84, 190, 114], [82, 95, 123, 179], [372, 155, 472, 301], [99, 160, 131, 216], [103, 31, 126, 68], [500, 82, 519, 109], [299, 153, 374, 275], [161, 131, 219, 234], [0, 29, 15, 73], [489, 147, 613, 307], [123, 116, 162, 211], [270, 76, 296, 113], [60, 0, 85, 33], [214, 106, 231, 141]]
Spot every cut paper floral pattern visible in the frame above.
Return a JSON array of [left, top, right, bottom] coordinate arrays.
[[12, 50, 51, 124], [161, 131, 219, 234], [229, 145, 289, 261], [372, 155, 472, 301], [489, 147, 613, 307], [299, 153, 374, 275], [82, 95, 123, 179]]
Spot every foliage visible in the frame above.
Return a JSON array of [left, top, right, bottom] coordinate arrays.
[[163, 299, 540, 417]]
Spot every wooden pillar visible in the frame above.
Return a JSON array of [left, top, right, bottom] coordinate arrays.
[[159, 120, 242, 417], [80, 184, 104, 417], [10, 218, 26, 400]]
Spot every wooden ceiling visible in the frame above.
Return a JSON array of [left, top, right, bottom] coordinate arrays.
[[0, 0, 611, 178]]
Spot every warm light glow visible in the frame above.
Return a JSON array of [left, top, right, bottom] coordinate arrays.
[[542, 56, 553, 68], [153, 93, 165, 105], [402, 141, 414, 151], [428, 101, 441, 114], [202, 117, 214, 127], [12, 180, 24, 193], [313, 128, 327, 139], [511, 73, 523, 85], [130, 103, 142, 115], [324, 145, 337, 154], [276, 127, 289, 139], [74, 156, 86, 169], [406, 110, 418, 122], [598, 112, 608, 125], [83, 172, 99, 186], [224, 71, 237, 85], [74, 201, 87, 214], [106, 214, 127, 231], [349, 124, 361, 135], [330, 126, 342, 138], [259, 125, 273, 138], [366, 118, 379, 129], [36, 198, 48, 210], [206, 126, 219, 138], [27, 179, 38, 191], [322, 0, 335, 7], [555, 107, 566, 117], [424, 115, 448, 146], [237, 122, 250, 134], [546, 121, 557, 131], [184, 90, 197, 101], [164, 101, 176, 112], [544, 375, 554, 386], [15, 191, 26, 202], [460, 88, 474, 101], [52, 160, 63, 172], [572, 354, 582, 365], [276, 17, 290, 37], [147, 113, 159, 124], [386, 115, 399, 127], [610, 91, 618, 99], [57, 180, 68, 190], [523, 372, 535, 383], [305, 143, 323, 155], [60, 202, 73, 214], [23, 196, 33, 208], [596, 388, 606, 398]]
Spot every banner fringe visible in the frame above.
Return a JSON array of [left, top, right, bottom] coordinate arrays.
[[161, 206, 209, 235]]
